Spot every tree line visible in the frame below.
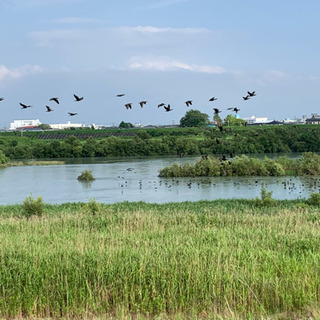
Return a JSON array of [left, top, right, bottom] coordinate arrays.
[[1, 125, 320, 159]]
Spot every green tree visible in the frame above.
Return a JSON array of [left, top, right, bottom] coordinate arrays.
[[119, 121, 134, 128], [38, 124, 51, 130], [180, 109, 209, 127], [223, 114, 246, 126]]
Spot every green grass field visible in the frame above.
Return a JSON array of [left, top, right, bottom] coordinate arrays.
[[1, 200, 320, 319]]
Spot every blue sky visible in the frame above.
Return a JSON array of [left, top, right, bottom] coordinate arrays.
[[1, 0, 320, 128]]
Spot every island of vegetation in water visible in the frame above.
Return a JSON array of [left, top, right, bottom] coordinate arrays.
[[159, 152, 320, 177], [0, 197, 320, 319]]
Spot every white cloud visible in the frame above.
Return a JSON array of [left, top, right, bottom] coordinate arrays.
[[0, 64, 44, 81], [263, 70, 287, 82], [29, 25, 210, 48], [128, 26, 209, 35], [127, 56, 226, 74], [29, 29, 85, 47]]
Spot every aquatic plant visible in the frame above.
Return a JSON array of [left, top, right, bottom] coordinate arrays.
[[77, 169, 95, 181], [159, 152, 320, 177]]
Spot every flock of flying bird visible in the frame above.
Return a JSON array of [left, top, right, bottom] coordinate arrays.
[[117, 90, 257, 115], [0, 90, 256, 119], [0, 94, 84, 117]]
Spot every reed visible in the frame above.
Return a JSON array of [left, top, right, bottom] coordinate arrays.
[[0, 200, 320, 319]]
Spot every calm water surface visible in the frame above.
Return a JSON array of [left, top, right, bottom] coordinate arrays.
[[0, 155, 320, 205]]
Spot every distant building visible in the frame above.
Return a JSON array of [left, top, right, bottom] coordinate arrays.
[[243, 115, 269, 125], [10, 119, 41, 130], [306, 114, 320, 125], [49, 121, 85, 130]]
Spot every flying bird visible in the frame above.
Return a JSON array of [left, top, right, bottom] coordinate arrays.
[[242, 95, 250, 101], [20, 103, 32, 109], [209, 97, 217, 101], [73, 94, 83, 102], [164, 104, 172, 112], [227, 107, 240, 113], [158, 103, 165, 108], [46, 106, 53, 112], [213, 108, 221, 114], [116, 94, 125, 97], [125, 103, 132, 110], [139, 101, 147, 108], [0, 97, 4, 101], [247, 91, 256, 97], [49, 97, 59, 104], [185, 100, 192, 107], [68, 112, 77, 116]]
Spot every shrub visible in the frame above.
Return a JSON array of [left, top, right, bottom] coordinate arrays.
[[0, 150, 8, 165], [22, 195, 44, 218], [77, 169, 95, 181], [86, 199, 101, 215], [255, 187, 275, 207], [297, 152, 320, 175], [307, 193, 320, 206]]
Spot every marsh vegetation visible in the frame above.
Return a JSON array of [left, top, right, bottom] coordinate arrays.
[[159, 152, 320, 177], [0, 199, 320, 319]]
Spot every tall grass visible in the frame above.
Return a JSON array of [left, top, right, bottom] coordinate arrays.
[[0, 200, 320, 319]]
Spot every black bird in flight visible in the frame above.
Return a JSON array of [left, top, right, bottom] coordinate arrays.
[[227, 107, 240, 113], [20, 103, 32, 109], [243, 95, 250, 101], [139, 101, 147, 108], [68, 112, 77, 116], [49, 97, 59, 104], [164, 104, 172, 112], [247, 91, 256, 97], [125, 103, 132, 110], [46, 106, 53, 112], [209, 97, 217, 101], [116, 94, 125, 97], [74, 94, 84, 102], [185, 100, 192, 107], [213, 108, 221, 114], [158, 103, 165, 108], [0, 97, 4, 101]]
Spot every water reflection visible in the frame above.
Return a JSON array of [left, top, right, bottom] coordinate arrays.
[[0, 155, 319, 205]]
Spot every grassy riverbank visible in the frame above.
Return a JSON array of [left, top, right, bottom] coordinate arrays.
[[1, 200, 320, 319]]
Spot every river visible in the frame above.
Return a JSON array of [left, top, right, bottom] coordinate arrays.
[[0, 155, 319, 205]]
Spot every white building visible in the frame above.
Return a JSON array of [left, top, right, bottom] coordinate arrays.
[[49, 121, 85, 130], [10, 119, 41, 130], [243, 115, 269, 125]]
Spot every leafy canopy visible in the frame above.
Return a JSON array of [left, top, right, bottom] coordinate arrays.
[[180, 109, 210, 127]]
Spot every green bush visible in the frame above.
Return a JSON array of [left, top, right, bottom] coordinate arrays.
[[307, 193, 320, 206], [86, 199, 101, 215], [255, 187, 275, 207], [77, 169, 95, 181], [22, 195, 44, 218], [0, 150, 8, 165]]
